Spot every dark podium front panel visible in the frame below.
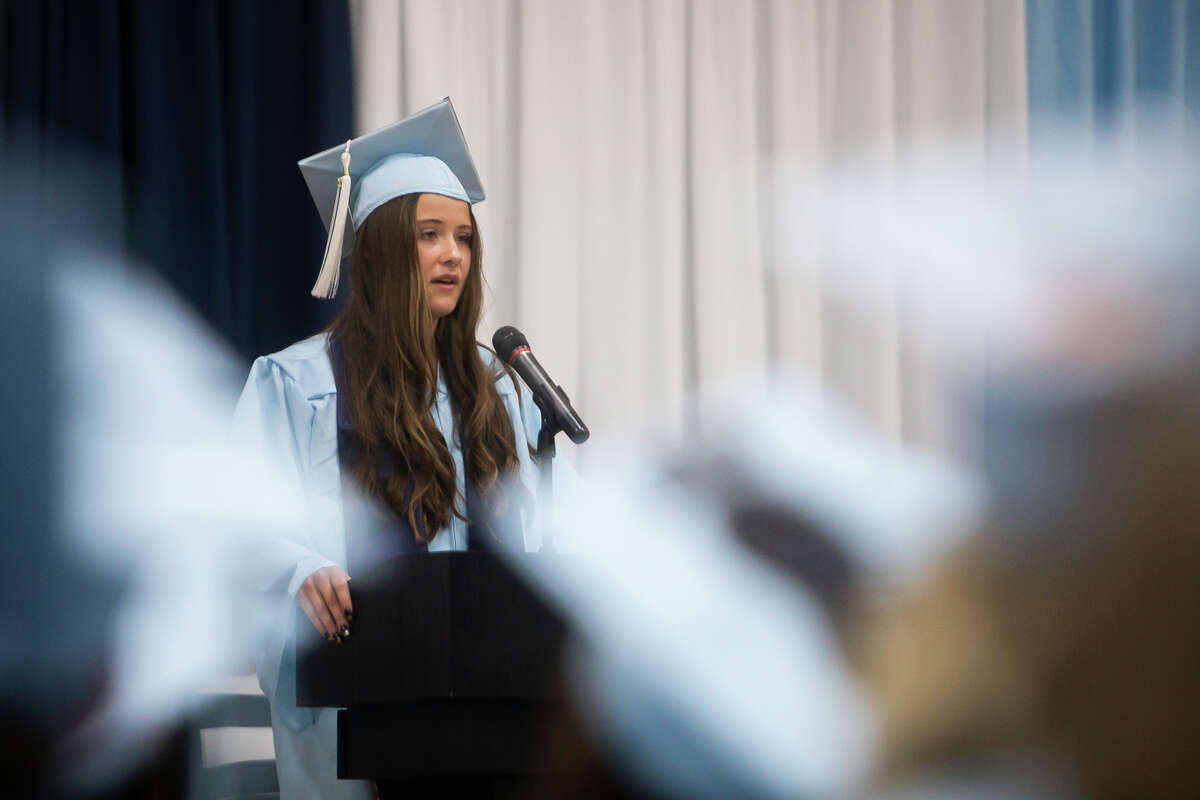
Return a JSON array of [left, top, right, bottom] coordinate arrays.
[[295, 552, 568, 781]]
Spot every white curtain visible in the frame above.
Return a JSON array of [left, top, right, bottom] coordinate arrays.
[[349, 0, 1027, 463]]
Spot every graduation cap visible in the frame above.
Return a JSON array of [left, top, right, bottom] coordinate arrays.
[[298, 97, 485, 298]]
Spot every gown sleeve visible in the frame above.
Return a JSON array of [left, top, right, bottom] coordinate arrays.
[[233, 355, 337, 728]]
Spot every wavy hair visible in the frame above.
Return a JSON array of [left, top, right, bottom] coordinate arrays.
[[328, 193, 520, 539]]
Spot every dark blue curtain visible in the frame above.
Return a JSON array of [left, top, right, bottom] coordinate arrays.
[[0, 1, 353, 362], [1027, 0, 1200, 137]]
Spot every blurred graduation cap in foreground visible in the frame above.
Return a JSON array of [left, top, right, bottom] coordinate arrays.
[[503, 380, 981, 799], [0, 155, 321, 797]]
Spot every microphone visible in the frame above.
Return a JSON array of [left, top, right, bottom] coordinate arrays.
[[492, 326, 590, 444]]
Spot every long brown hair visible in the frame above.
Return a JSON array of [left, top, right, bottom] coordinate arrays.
[[328, 192, 520, 538]]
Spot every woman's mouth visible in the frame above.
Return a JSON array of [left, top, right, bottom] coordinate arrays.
[[431, 276, 459, 289]]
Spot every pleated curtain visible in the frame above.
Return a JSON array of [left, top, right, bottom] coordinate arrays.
[[350, 0, 1028, 460]]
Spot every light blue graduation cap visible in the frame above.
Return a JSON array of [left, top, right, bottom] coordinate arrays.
[[298, 97, 485, 298]]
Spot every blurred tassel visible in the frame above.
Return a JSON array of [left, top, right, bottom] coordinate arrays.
[[311, 142, 352, 299]]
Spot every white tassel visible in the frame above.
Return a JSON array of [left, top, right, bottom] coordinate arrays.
[[311, 142, 353, 299]]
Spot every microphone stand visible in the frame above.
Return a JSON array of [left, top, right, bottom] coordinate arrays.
[[533, 393, 561, 553]]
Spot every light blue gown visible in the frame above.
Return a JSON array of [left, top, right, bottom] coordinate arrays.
[[234, 333, 571, 800]]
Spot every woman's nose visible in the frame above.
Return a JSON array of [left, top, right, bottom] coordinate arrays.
[[441, 235, 461, 263]]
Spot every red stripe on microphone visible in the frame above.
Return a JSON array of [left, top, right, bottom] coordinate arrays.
[[507, 346, 531, 363]]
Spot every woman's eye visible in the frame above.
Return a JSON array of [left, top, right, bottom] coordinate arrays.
[[457, 234, 473, 244], [420, 230, 437, 240]]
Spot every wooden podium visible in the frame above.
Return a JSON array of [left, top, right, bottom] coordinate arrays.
[[295, 552, 568, 788]]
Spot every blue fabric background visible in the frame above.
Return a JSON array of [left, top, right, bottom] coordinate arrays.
[[1027, 0, 1200, 137]]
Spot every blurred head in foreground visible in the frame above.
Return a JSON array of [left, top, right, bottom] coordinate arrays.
[[834, 113, 1200, 799], [864, 352, 1200, 799]]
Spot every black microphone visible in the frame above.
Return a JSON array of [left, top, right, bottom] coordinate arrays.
[[492, 326, 590, 444]]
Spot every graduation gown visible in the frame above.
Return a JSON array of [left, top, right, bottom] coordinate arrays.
[[233, 332, 568, 799]]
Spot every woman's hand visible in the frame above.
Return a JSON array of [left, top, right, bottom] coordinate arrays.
[[297, 566, 353, 642]]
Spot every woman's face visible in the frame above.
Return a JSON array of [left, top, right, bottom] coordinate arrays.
[[415, 193, 473, 318]]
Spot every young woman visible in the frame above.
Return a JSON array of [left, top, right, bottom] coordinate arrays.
[[235, 101, 563, 800]]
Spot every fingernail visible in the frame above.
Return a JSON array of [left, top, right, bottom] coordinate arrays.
[[340, 625, 350, 638], [333, 633, 343, 644], [345, 611, 354, 622]]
